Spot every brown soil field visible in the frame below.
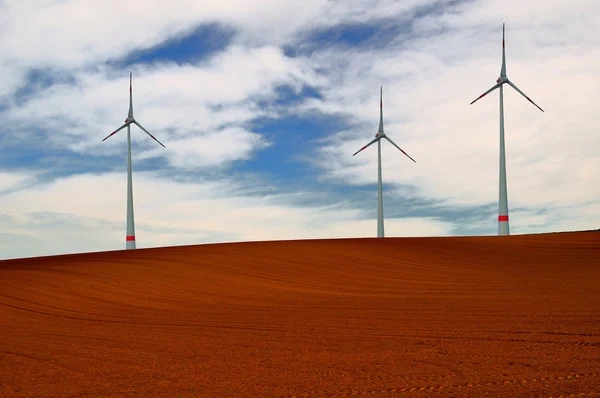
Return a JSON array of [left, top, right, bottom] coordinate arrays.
[[1, 232, 599, 397]]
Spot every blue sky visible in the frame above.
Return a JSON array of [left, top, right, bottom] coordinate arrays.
[[0, 0, 599, 259]]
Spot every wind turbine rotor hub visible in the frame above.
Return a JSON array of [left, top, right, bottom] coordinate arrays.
[[496, 76, 508, 84]]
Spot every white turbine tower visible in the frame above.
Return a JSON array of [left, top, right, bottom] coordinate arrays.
[[102, 72, 166, 250], [353, 87, 416, 238], [470, 23, 544, 236]]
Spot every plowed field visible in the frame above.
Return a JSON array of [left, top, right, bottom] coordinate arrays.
[[1, 232, 599, 397]]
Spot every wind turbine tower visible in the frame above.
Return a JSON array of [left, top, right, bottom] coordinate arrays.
[[353, 87, 416, 238], [470, 23, 544, 236], [102, 72, 166, 249]]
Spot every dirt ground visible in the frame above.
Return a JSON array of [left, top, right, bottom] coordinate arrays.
[[1, 232, 599, 397]]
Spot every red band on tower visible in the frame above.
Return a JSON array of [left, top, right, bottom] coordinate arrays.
[[498, 215, 509, 222], [126, 236, 135, 241]]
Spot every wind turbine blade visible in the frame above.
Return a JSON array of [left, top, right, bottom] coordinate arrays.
[[470, 82, 502, 105], [128, 71, 134, 118], [102, 122, 128, 141], [384, 136, 416, 163], [500, 23, 506, 77], [133, 121, 166, 148], [353, 137, 379, 156], [378, 86, 384, 133], [507, 80, 544, 112]]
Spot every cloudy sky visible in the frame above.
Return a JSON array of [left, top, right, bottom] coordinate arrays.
[[0, 0, 598, 260]]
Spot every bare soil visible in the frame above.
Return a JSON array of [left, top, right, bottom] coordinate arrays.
[[1, 232, 599, 397]]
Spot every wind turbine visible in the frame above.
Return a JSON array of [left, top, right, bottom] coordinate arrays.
[[102, 72, 166, 250], [470, 23, 544, 236], [353, 87, 416, 238]]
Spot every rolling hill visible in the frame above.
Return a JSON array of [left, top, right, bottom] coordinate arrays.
[[1, 232, 599, 397]]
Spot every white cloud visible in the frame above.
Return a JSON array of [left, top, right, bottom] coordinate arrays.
[[0, 61, 26, 100], [0, 212, 122, 260], [0, 0, 443, 72], [297, 0, 600, 232], [0, 171, 44, 195], [0, 171, 453, 259], [0, 172, 28, 192], [509, 200, 600, 235], [0, 1, 307, 68], [320, 216, 453, 238], [137, 127, 270, 169], [0, 0, 467, 104], [2, 45, 320, 170]]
